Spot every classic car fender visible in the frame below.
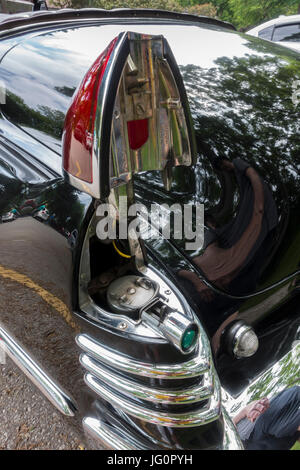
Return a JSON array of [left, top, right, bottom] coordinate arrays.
[[0, 9, 299, 450]]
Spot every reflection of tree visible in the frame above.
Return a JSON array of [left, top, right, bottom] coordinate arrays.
[[135, 45, 300, 335], [4, 92, 65, 140], [42, 180, 85, 232], [0, 162, 25, 213], [138, 46, 300, 215], [246, 346, 300, 401], [137, 47, 300, 254], [54, 85, 76, 98], [179, 49, 300, 201], [178, 46, 300, 281], [227, 344, 300, 417]]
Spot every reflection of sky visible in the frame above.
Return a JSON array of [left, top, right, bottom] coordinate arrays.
[[0, 21, 297, 158], [0, 22, 276, 113], [0, 116, 62, 174]]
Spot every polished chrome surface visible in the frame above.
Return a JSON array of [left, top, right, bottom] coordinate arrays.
[[78, 213, 201, 344], [76, 333, 210, 379], [80, 353, 213, 404], [110, 32, 193, 189], [160, 311, 199, 354], [0, 323, 77, 416], [106, 275, 158, 315], [141, 309, 199, 355], [222, 408, 244, 450], [65, 30, 194, 199], [83, 416, 147, 450], [77, 298, 221, 428], [222, 342, 300, 420], [232, 324, 259, 358], [84, 370, 221, 428], [83, 408, 243, 450]]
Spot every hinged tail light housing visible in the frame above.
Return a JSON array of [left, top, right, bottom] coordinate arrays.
[[63, 31, 196, 199]]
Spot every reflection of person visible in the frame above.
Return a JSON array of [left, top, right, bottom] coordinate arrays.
[[179, 158, 278, 297], [32, 0, 48, 10], [177, 157, 279, 338], [234, 386, 300, 450]]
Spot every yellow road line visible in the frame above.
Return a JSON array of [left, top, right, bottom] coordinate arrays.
[[0, 265, 78, 330]]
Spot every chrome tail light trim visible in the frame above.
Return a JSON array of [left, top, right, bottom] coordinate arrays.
[[80, 352, 213, 405], [76, 333, 210, 379]]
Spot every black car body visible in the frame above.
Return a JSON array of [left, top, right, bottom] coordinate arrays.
[[0, 8, 299, 450]]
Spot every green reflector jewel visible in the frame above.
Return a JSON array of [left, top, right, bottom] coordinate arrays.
[[181, 329, 197, 351]]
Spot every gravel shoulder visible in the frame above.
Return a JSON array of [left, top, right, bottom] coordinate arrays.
[[0, 357, 89, 450]]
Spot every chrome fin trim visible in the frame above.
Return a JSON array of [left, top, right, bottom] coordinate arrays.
[[83, 417, 147, 450], [80, 352, 213, 404], [76, 333, 210, 379], [222, 408, 244, 450], [84, 370, 221, 428]]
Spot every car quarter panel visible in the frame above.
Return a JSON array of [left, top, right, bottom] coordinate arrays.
[[0, 16, 299, 448]]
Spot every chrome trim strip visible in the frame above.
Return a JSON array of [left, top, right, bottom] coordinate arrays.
[[80, 353, 213, 404], [0, 10, 236, 39], [83, 417, 147, 450], [84, 371, 221, 428], [222, 408, 244, 450], [83, 410, 242, 450], [0, 324, 77, 416], [76, 333, 210, 379]]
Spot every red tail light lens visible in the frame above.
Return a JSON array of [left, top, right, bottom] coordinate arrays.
[[62, 38, 118, 183], [127, 119, 149, 151]]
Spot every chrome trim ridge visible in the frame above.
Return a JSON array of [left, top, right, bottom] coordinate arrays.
[[83, 417, 147, 450], [76, 333, 210, 378], [222, 408, 244, 450], [80, 353, 213, 404], [84, 371, 221, 428], [83, 408, 243, 450], [0, 324, 77, 416]]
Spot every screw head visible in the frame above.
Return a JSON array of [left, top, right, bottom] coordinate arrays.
[[118, 322, 128, 330], [136, 103, 145, 115], [119, 295, 128, 303], [127, 287, 136, 295]]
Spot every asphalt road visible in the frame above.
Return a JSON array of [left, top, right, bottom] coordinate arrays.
[[0, 357, 89, 450], [0, 219, 94, 450]]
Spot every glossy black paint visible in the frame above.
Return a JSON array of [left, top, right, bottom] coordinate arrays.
[[0, 12, 299, 449]]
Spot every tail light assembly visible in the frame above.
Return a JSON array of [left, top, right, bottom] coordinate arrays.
[[62, 31, 196, 199]]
